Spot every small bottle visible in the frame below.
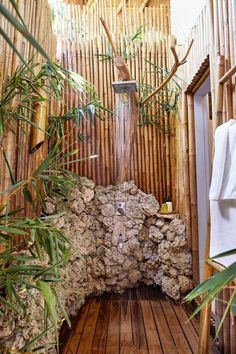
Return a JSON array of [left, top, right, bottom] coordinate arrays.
[[161, 199, 168, 213], [166, 197, 173, 213]]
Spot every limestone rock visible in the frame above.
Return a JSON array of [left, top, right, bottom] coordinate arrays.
[[129, 269, 142, 283], [178, 275, 193, 293], [81, 186, 94, 203], [0, 178, 192, 353], [149, 225, 164, 243], [80, 177, 95, 189], [162, 276, 181, 300], [101, 204, 115, 217]]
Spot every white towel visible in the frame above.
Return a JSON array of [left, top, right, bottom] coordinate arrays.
[[222, 123, 236, 199], [209, 119, 236, 201], [210, 200, 236, 267], [209, 119, 236, 267]]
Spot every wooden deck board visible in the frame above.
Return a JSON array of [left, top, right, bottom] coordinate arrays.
[[120, 290, 134, 353], [91, 295, 110, 354], [61, 286, 220, 354], [148, 288, 179, 354], [130, 287, 149, 351], [77, 297, 101, 354], [105, 295, 121, 354], [137, 287, 163, 354]]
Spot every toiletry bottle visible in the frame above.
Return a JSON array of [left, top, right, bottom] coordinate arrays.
[[161, 199, 166, 213], [166, 197, 173, 213]]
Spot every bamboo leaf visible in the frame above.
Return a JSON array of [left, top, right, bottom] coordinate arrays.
[[0, 225, 28, 235], [20, 323, 56, 351], [9, 0, 27, 27], [210, 249, 236, 259], [37, 280, 58, 325], [3, 150, 16, 185], [33, 141, 60, 177], [0, 3, 50, 61], [0, 25, 26, 65], [22, 187, 34, 205]]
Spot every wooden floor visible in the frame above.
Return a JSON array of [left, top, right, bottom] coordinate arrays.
[[61, 286, 219, 354]]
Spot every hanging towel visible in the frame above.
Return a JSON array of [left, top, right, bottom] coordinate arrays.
[[210, 200, 236, 267], [209, 119, 236, 267], [222, 123, 236, 199], [209, 119, 236, 201]]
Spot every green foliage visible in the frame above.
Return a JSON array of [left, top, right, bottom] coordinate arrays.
[[0, 147, 78, 351], [0, 1, 104, 352], [138, 64, 181, 131], [0, 59, 99, 137], [48, 100, 112, 140], [185, 249, 236, 336]]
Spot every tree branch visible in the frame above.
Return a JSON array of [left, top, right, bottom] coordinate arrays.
[[140, 39, 194, 106]]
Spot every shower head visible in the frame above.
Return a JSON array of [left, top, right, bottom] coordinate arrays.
[[112, 80, 138, 94]]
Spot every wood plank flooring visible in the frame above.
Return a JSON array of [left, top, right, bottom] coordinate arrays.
[[60, 286, 220, 354]]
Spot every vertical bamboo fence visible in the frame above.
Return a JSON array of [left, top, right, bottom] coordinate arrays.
[[0, 0, 56, 214], [52, 0, 178, 206], [178, 0, 236, 352]]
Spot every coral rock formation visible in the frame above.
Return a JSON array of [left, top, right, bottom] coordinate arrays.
[[0, 179, 193, 353]]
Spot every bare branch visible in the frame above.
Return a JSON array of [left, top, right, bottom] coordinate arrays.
[[100, 17, 118, 56], [140, 39, 194, 106], [100, 17, 131, 81]]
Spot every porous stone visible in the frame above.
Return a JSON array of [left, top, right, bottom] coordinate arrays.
[[162, 276, 181, 300], [81, 186, 94, 203], [0, 178, 192, 353], [149, 225, 164, 243], [178, 275, 194, 293]]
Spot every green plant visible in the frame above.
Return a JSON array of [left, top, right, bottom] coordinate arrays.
[[0, 141, 82, 352], [96, 25, 144, 62], [0, 59, 101, 137], [185, 249, 236, 336], [0, 1, 106, 352]]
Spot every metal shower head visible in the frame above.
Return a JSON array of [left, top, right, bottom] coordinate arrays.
[[112, 80, 138, 94]]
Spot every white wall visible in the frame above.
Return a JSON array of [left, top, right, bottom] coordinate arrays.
[[194, 76, 211, 281], [170, 0, 206, 44]]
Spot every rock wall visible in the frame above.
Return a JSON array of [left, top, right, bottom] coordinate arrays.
[[0, 179, 193, 353], [50, 178, 193, 301]]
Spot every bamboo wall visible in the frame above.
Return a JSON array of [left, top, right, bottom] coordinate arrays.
[[0, 0, 56, 212], [177, 0, 236, 351], [53, 0, 178, 205]]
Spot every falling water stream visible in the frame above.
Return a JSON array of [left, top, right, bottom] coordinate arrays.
[[114, 93, 132, 183]]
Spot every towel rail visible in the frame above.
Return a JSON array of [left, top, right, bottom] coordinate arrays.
[[219, 64, 236, 85]]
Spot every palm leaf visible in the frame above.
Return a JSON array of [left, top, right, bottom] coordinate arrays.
[[210, 249, 236, 259]]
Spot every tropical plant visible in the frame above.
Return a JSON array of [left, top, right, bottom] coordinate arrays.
[[0, 144, 81, 352], [0, 1, 107, 352], [185, 249, 236, 336], [0, 58, 102, 137], [138, 62, 181, 131]]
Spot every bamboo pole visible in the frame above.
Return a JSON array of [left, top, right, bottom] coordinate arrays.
[[29, 89, 47, 154], [187, 94, 199, 284], [182, 93, 191, 249]]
